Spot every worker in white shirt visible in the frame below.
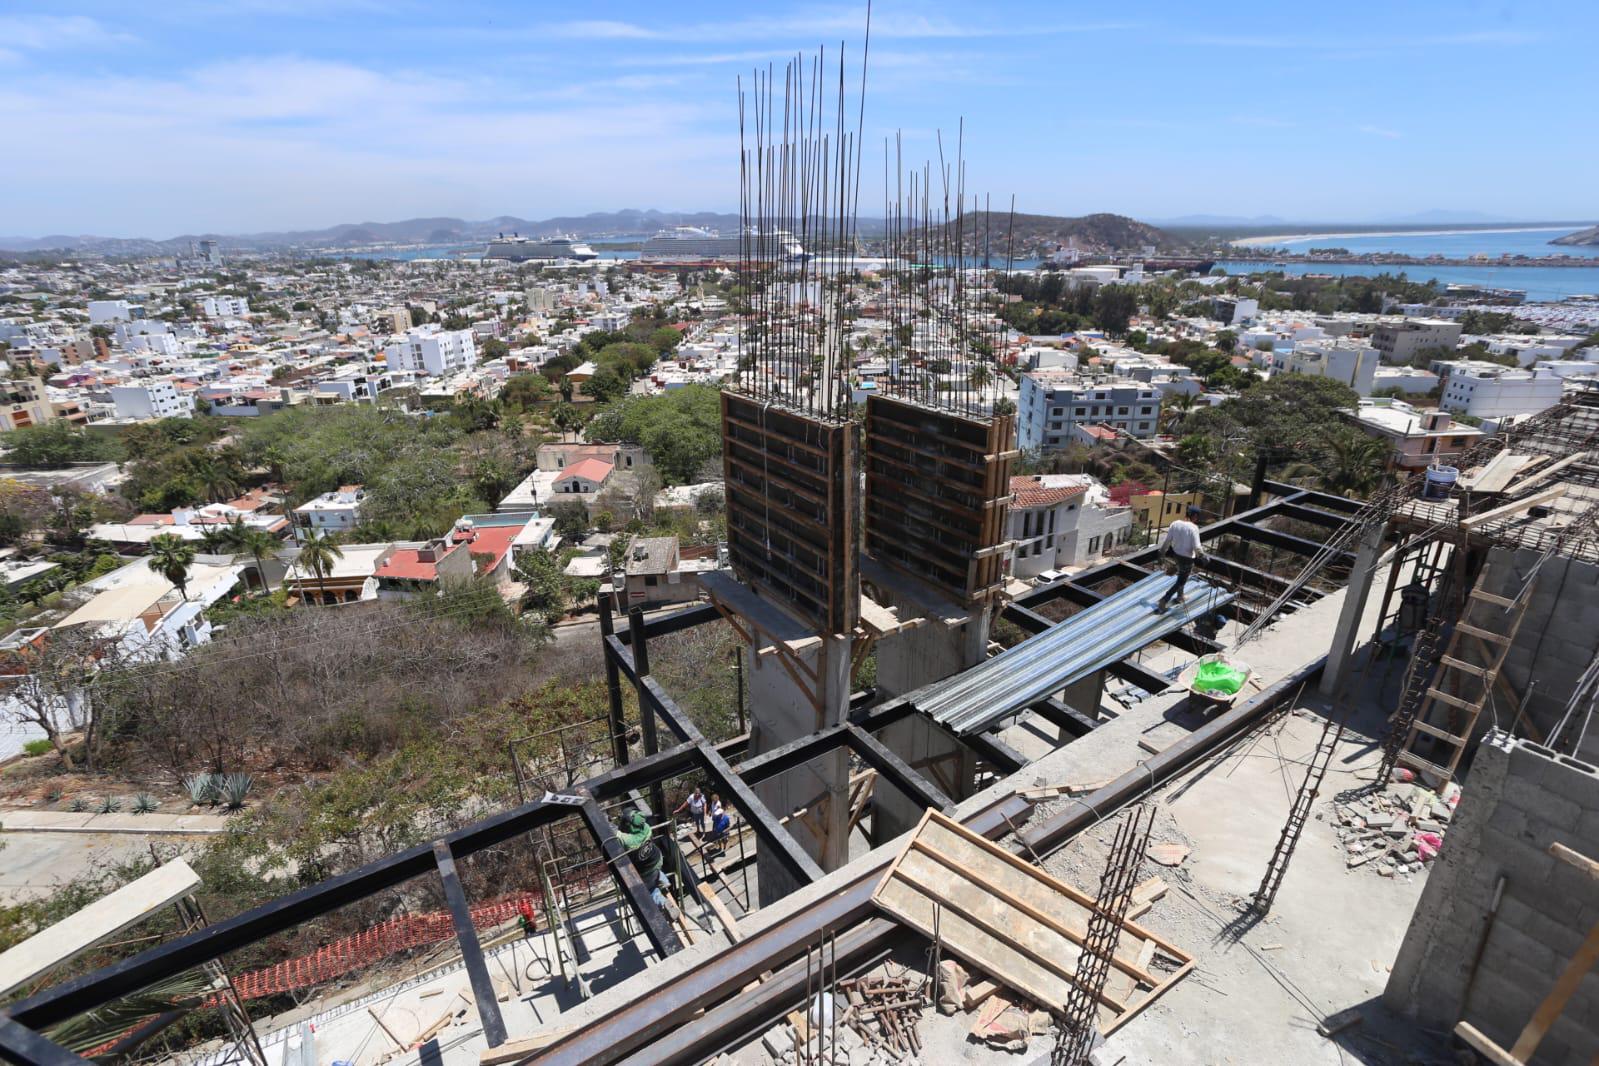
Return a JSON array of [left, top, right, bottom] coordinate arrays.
[[1155, 506, 1206, 613]]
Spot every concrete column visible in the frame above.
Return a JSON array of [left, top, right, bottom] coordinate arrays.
[[1319, 521, 1386, 697], [745, 633, 852, 907], [870, 601, 991, 845]]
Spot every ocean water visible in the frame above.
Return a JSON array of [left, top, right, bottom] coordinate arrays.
[[1213, 259, 1599, 303], [1245, 225, 1599, 259]]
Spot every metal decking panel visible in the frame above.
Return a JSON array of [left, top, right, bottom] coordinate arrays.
[[921, 573, 1232, 735]]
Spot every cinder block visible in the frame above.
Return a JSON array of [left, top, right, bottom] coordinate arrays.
[[1487, 800, 1529, 841], [1481, 919, 1561, 979], [1498, 896, 1584, 961], [1480, 827, 1556, 884], [1504, 775, 1583, 829]]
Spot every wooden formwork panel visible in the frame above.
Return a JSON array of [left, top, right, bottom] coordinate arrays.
[[872, 810, 1193, 1034], [720, 390, 859, 636], [862, 396, 1016, 607]]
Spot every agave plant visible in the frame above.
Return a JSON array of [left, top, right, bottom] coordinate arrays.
[[132, 793, 159, 814], [183, 773, 219, 807], [45, 786, 62, 803], [68, 796, 87, 813], [220, 772, 253, 810], [97, 795, 122, 814]]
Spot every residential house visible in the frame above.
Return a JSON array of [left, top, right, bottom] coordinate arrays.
[[372, 536, 476, 598], [1017, 371, 1162, 453], [51, 556, 244, 659], [294, 485, 365, 537], [619, 535, 719, 609], [1006, 475, 1133, 578], [284, 543, 395, 606], [1344, 399, 1485, 471]]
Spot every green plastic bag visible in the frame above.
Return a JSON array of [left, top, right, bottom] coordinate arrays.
[[1194, 660, 1247, 695]]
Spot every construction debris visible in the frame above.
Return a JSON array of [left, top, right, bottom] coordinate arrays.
[[1335, 778, 1461, 879]]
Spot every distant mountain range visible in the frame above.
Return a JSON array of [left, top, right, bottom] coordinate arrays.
[[0, 210, 748, 256], [1551, 225, 1599, 246], [0, 208, 1177, 256], [1153, 210, 1529, 227]]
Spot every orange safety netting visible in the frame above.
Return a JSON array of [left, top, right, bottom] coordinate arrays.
[[227, 859, 611, 1002]]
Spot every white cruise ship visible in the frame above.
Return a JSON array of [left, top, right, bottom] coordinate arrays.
[[639, 227, 805, 264], [482, 233, 598, 261]]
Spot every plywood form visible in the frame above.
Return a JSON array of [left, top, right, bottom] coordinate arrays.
[[862, 396, 1017, 607], [720, 390, 858, 635], [871, 810, 1192, 1034]]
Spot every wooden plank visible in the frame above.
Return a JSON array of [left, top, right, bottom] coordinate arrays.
[[1509, 917, 1599, 1061], [703, 889, 743, 944], [1455, 622, 1511, 645], [480, 1026, 578, 1065], [0, 859, 202, 997], [870, 810, 1191, 1032], [1455, 1021, 1523, 1065], [1550, 842, 1599, 882], [1504, 450, 1588, 494], [1461, 485, 1566, 530], [1469, 589, 1519, 608], [1461, 453, 1530, 494], [1425, 688, 1483, 712]]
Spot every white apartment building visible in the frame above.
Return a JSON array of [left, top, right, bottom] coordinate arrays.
[[383, 325, 477, 377], [1271, 339, 1379, 396], [1017, 372, 1161, 452], [1370, 318, 1463, 364], [1213, 297, 1259, 326], [201, 296, 250, 318], [294, 485, 365, 536], [124, 332, 182, 358], [88, 300, 137, 325], [1438, 364, 1564, 419], [110, 380, 194, 420], [1006, 474, 1134, 578]]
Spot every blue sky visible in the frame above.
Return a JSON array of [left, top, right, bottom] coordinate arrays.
[[1, 1, 1593, 237]]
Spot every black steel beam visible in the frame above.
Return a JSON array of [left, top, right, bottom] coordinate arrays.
[[528, 792, 1034, 1066], [1274, 500, 1358, 531], [958, 727, 1028, 774], [733, 725, 848, 786], [578, 795, 683, 959], [598, 591, 631, 767], [0, 1018, 87, 1066], [843, 724, 954, 812], [1000, 601, 1172, 694], [1229, 520, 1353, 562], [433, 841, 509, 1047], [1021, 655, 1327, 855], [618, 920, 907, 1066], [1022, 696, 1098, 739], [584, 742, 702, 801], [607, 635, 823, 887], [7, 795, 572, 1030], [1262, 480, 1363, 513]]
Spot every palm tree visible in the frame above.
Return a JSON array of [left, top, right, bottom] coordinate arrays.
[[297, 529, 344, 606], [194, 457, 240, 504], [1161, 393, 1199, 435], [967, 364, 993, 395], [552, 402, 580, 441], [223, 517, 282, 594], [147, 533, 198, 601], [1283, 431, 1392, 498]]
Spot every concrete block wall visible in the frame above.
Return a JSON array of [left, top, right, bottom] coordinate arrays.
[[1474, 548, 1599, 762], [1385, 733, 1599, 1064]]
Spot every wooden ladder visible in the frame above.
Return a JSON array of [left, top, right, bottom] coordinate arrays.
[[1396, 579, 1532, 788]]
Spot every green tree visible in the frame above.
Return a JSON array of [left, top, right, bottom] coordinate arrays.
[[297, 529, 344, 606], [513, 547, 567, 624], [1093, 284, 1139, 336], [146, 533, 198, 601], [500, 373, 552, 410], [225, 519, 283, 594], [585, 366, 628, 404], [2, 421, 120, 468]]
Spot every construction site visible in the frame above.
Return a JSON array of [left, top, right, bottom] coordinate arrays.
[[6, 29, 1599, 1066]]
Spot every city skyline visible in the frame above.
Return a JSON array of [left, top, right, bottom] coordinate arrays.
[[2, 0, 1594, 238]]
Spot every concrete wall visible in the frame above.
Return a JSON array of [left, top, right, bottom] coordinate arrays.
[[744, 634, 851, 907], [870, 603, 988, 845], [1473, 548, 1599, 762], [1385, 733, 1599, 1064]]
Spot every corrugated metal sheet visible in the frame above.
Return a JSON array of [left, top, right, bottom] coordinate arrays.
[[921, 572, 1232, 735]]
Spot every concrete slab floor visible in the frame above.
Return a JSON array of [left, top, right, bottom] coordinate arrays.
[[1039, 687, 1458, 1066]]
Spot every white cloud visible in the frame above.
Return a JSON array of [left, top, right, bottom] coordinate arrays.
[[1358, 124, 1402, 140], [542, 8, 1136, 43], [0, 14, 133, 51], [0, 56, 737, 234]]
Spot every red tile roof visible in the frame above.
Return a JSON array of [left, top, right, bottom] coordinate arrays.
[[458, 524, 521, 575], [374, 544, 456, 582], [557, 458, 613, 484], [1009, 476, 1087, 509], [1107, 480, 1151, 506]]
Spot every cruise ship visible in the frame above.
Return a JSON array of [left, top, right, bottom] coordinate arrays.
[[482, 233, 598, 261], [639, 227, 805, 264]]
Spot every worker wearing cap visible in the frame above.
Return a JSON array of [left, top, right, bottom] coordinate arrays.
[[1155, 506, 1206, 613], [615, 809, 672, 908]]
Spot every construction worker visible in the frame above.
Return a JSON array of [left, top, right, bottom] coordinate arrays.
[[615, 808, 673, 909], [1155, 506, 1207, 613]]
